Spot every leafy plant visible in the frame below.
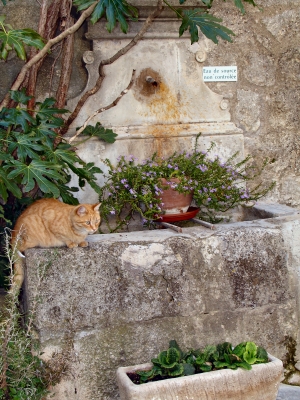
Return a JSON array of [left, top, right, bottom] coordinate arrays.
[[136, 340, 269, 384], [73, 0, 139, 32], [0, 89, 117, 224], [178, 10, 234, 44], [99, 138, 275, 232], [0, 231, 49, 399], [71, 0, 242, 44], [0, 15, 45, 60]]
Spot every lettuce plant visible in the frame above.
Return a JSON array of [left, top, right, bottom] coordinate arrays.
[[136, 340, 269, 384]]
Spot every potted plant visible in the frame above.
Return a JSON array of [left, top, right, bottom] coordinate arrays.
[[99, 139, 275, 232], [116, 340, 283, 400]]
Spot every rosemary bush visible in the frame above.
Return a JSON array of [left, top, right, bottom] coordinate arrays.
[[100, 141, 275, 232]]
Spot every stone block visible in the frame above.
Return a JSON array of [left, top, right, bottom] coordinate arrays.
[[23, 208, 300, 399]]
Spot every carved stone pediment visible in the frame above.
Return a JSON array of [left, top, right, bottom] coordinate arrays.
[[68, 11, 236, 130]]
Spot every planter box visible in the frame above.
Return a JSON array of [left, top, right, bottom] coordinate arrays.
[[116, 354, 283, 400]]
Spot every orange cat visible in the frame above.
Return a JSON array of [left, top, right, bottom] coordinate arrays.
[[11, 198, 101, 289]]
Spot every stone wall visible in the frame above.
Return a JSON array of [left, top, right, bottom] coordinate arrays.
[[1, 0, 300, 206], [23, 204, 300, 399], [204, 0, 300, 208]]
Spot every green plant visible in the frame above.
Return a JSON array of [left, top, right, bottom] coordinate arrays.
[[0, 89, 117, 286], [99, 139, 275, 231], [0, 230, 75, 399], [0, 231, 49, 399], [136, 339, 269, 384], [0, 89, 117, 223]]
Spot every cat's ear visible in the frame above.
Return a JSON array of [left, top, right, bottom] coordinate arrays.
[[76, 206, 87, 216], [93, 203, 101, 211]]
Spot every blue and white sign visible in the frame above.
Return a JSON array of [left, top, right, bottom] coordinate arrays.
[[203, 66, 237, 82]]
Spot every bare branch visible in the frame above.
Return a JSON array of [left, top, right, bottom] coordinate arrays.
[[0, 1, 98, 110], [55, 10, 75, 108], [68, 69, 136, 144], [48, 43, 63, 97], [27, 0, 61, 109], [59, 0, 164, 136], [102, 0, 163, 67]]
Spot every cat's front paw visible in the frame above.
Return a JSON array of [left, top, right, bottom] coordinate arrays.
[[79, 241, 88, 247], [67, 242, 78, 248]]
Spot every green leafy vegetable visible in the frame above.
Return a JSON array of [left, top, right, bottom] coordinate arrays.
[[136, 340, 269, 384]]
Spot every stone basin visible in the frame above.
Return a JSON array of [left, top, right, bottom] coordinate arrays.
[[23, 202, 300, 399]]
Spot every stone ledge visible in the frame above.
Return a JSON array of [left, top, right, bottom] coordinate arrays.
[[23, 207, 300, 399]]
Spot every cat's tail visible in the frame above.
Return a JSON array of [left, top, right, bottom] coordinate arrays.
[[11, 252, 25, 291], [10, 228, 25, 292]]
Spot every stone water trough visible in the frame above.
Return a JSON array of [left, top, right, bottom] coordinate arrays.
[[23, 203, 300, 399]]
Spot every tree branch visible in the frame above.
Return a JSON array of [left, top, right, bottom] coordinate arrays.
[[68, 69, 136, 144], [27, 0, 61, 110], [55, 0, 74, 109], [58, 0, 164, 136], [0, 1, 98, 110]]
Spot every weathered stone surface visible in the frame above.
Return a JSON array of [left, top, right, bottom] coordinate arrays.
[[263, 10, 300, 42], [243, 53, 276, 87], [23, 204, 300, 399], [236, 89, 260, 132], [2, 0, 300, 212]]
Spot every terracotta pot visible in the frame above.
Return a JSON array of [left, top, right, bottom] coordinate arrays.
[[116, 354, 283, 400], [158, 178, 193, 214]]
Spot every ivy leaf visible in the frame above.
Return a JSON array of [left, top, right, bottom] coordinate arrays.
[[73, 0, 138, 33], [66, 161, 102, 191], [0, 16, 45, 60], [9, 88, 33, 105], [234, 0, 257, 14], [80, 122, 118, 143], [0, 0, 14, 5], [88, 178, 103, 196], [0, 107, 35, 131], [6, 160, 64, 196], [201, 0, 213, 6], [54, 183, 80, 205], [178, 9, 234, 44], [0, 168, 22, 202], [7, 132, 44, 162], [35, 98, 68, 123], [45, 144, 83, 167], [33, 120, 60, 147]]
